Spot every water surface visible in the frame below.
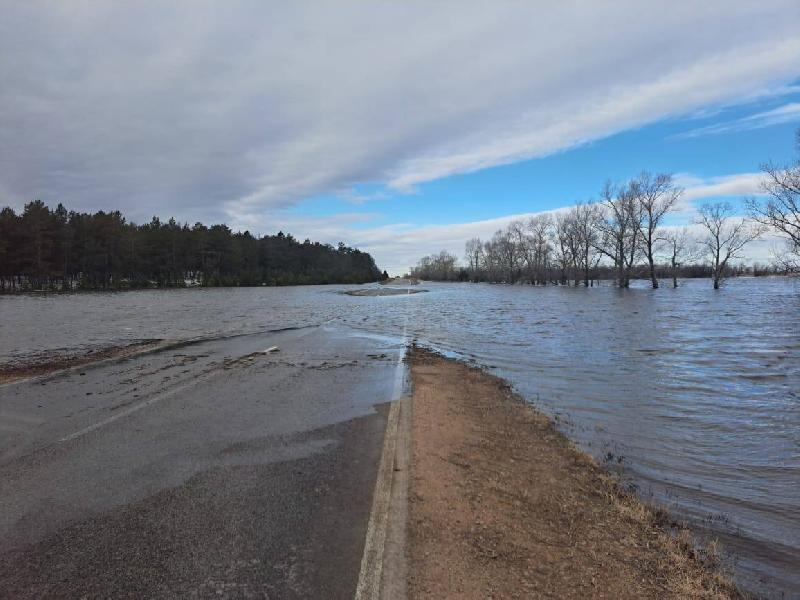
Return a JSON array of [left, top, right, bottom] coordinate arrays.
[[1, 278, 798, 595]]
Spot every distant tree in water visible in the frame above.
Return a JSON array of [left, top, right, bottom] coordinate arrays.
[[635, 172, 682, 289], [747, 127, 800, 272], [414, 165, 784, 288], [696, 202, 764, 289], [596, 179, 645, 289], [410, 250, 461, 281], [661, 227, 699, 289], [0, 201, 381, 292]]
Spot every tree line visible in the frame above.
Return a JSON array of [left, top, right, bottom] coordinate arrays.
[[414, 173, 765, 289], [413, 131, 800, 289], [0, 201, 384, 292]]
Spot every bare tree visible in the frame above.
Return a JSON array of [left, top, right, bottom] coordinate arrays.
[[661, 227, 696, 289], [564, 212, 583, 286], [411, 250, 459, 280], [597, 181, 644, 288], [482, 237, 502, 282], [696, 203, 764, 289], [746, 128, 800, 270], [554, 212, 575, 285], [464, 237, 483, 280], [547, 207, 594, 286], [495, 227, 521, 283], [572, 202, 602, 287], [525, 215, 553, 285], [633, 172, 682, 288], [507, 220, 533, 282]]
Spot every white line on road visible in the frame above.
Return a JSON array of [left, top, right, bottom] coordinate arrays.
[[59, 325, 329, 444], [58, 376, 203, 443], [354, 397, 401, 600], [354, 289, 410, 600]]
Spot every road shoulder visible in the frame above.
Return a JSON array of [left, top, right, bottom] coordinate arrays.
[[406, 346, 743, 599]]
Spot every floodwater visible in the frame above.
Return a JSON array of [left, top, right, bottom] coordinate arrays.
[[1, 277, 798, 596]]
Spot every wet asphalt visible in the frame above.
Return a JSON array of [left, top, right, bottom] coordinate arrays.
[[0, 324, 403, 598]]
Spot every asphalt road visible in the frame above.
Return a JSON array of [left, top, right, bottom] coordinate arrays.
[[0, 324, 403, 598]]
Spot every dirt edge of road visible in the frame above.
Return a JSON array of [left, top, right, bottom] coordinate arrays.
[[406, 346, 745, 599], [0, 340, 163, 385]]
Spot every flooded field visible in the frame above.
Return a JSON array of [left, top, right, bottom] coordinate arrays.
[[1, 277, 798, 596]]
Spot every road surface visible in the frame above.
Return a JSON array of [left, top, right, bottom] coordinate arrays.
[[0, 323, 403, 598]]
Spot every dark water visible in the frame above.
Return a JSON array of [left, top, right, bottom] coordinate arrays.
[[1, 278, 798, 596]]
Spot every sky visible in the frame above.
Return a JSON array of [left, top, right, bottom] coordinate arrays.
[[1, 2, 800, 274]]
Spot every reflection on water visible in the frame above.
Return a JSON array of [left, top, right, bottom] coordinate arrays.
[[1, 277, 798, 596]]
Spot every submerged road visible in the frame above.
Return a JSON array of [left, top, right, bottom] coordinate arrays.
[[0, 324, 404, 598]]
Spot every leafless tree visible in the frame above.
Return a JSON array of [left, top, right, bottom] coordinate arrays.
[[746, 128, 800, 271], [492, 227, 521, 282], [661, 227, 697, 289], [633, 172, 682, 288], [597, 181, 644, 288], [481, 237, 501, 282], [507, 221, 533, 282], [553, 212, 575, 285], [564, 213, 583, 286], [550, 208, 590, 286], [411, 250, 459, 280], [478, 229, 515, 283], [696, 203, 764, 289], [525, 215, 554, 284], [571, 202, 602, 287], [464, 237, 483, 279]]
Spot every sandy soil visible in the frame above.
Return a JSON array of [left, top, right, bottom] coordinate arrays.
[[407, 347, 744, 599], [0, 340, 162, 384]]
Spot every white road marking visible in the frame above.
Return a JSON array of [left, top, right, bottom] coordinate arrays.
[[58, 327, 325, 443], [58, 378, 200, 443], [354, 289, 410, 600], [354, 398, 401, 600]]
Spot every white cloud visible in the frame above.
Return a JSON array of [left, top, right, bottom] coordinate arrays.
[[261, 171, 775, 274], [386, 43, 800, 190], [683, 84, 800, 121], [279, 206, 786, 276], [1, 1, 799, 225], [239, 209, 544, 275], [673, 172, 766, 215], [677, 102, 800, 138]]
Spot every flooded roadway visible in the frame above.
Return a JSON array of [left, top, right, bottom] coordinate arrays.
[[0, 323, 405, 598], [1, 277, 798, 597]]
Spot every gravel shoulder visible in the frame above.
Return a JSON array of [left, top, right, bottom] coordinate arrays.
[[406, 346, 744, 599]]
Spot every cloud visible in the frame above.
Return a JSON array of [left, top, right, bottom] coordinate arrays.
[[275, 204, 785, 275], [368, 213, 785, 275], [336, 188, 388, 205], [1, 1, 799, 225], [676, 102, 800, 138], [256, 170, 771, 274], [673, 172, 766, 215], [681, 83, 800, 121], [239, 209, 545, 275]]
